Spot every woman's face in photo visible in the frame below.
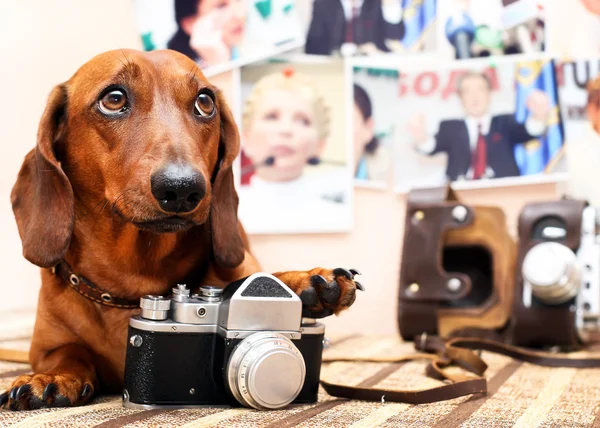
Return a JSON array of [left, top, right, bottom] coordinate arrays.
[[197, 0, 246, 47], [353, 103, 374, 165], [244, 88, 324, 182]]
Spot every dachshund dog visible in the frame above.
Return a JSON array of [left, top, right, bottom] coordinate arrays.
[[3, 49, 361, 410]]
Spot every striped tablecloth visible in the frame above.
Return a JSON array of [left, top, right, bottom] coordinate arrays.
[[1, 310, 600, 427]]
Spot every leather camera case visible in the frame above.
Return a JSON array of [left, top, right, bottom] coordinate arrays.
[[507, 199, 587, 350], [397, 186, 516, 341]]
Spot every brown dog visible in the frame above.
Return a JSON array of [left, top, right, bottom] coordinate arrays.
[[3, 49, 361, 411]]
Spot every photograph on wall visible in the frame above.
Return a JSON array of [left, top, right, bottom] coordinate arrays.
[[350, 65, 396, 188], [296, 0, 436, 58], [132, 0, 305, 76], [437, 0, 546, 61], [392, 55, 564, 193], [555, 60, 600, 204], [547, 0, 600, 59], [237, 58, 353, 234]]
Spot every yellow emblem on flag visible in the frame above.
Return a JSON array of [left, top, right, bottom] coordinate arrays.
[[546, 106, 560, 127], [516, 60, 546, 87], [403, 0, 424, 20], [524, 139, 541, 153]]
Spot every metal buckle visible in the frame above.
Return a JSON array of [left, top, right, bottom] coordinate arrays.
[[420, 332, 428, 351]]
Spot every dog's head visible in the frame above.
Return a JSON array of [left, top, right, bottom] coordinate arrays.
[[11, 49, 244, 269]]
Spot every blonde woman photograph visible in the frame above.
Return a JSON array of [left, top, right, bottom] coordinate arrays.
[[238, 64, 353, 234]]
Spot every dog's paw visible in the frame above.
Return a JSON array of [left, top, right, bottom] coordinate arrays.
[[277, 268, 364, 318], [0, 373, 94, 411]]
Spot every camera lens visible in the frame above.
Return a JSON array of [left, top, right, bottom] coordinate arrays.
[[226, 332, 306, 410], [522, 242, 581, 304]]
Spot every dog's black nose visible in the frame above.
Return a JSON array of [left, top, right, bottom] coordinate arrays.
[[151, 164, 206, 213]]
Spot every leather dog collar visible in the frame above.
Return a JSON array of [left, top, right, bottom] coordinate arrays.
[[51, 261, 140, 309]]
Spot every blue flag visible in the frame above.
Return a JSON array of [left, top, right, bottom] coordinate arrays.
[[401, 0, 437, 50], [513, 59, 564, 175]]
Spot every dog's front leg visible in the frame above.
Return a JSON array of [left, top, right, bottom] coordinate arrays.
[[0, 343, 96, 410]]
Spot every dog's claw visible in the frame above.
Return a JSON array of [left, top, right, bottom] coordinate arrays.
[[9, 387, 17, 401], [349, 268, 362, 276], [300, 288, 319, 306], [15, 384, 30, 401], [42, 383, 57, 401], [355, 281, 365, 291], [310, 275, 328, 288], [333, 268, 353, 280], [82, 384, 92, 398], [0, 393, 8, 407]]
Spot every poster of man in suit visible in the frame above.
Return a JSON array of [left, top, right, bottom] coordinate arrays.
[[392, 57, 564, 192], [300, 0, 436, 57]]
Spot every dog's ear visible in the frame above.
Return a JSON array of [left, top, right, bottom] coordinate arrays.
[[210, 93, 245, 268], [11, 85, 74, 268]]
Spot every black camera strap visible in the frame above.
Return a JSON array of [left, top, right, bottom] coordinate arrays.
[[319, 334, 600, 405]]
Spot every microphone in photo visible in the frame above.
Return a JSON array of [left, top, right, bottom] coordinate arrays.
[[241, 155, 346, 176], [241, 156, 275, 176], [445, 12, 476, 59], [306, 157, 347, 167]]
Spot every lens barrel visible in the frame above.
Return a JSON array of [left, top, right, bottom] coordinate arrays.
[[226, 332, 306, 410], [522, 242, 581, 305]]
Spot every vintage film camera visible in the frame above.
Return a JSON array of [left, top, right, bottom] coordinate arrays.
[[509, 199, 600, 350], [122, 273, 325, 410], [398, 186, 516, 340]]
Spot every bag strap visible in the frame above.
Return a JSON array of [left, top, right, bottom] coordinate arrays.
[[319, 341, 489, 404], [319, 334, 600, 405], [417, 335, 600, 368]]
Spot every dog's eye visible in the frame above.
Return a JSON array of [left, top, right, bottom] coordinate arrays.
[[99, 89, 128, 115], [194, 92, 215, 117]]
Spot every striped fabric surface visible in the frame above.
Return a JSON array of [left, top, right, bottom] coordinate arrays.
[[2, 311, 600, 427]]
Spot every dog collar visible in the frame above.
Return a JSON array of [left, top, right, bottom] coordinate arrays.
[[51, 261, 140, 309]]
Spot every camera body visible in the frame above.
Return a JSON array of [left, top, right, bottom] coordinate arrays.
[[122, 273, 325, 410], [398, 186, 516, 340], [509, 199, 600, 350]]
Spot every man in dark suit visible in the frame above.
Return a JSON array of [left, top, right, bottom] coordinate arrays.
[[305, 0, 405, 56], [409, 71, 551, 181]]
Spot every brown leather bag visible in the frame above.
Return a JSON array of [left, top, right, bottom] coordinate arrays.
[[397, 185, 516, 340]]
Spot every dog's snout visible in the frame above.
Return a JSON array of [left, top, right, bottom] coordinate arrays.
[[151, 164, 206, 213]]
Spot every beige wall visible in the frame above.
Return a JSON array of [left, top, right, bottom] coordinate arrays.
[[0, 1, 560, 338], [0, 0, 142, 313]]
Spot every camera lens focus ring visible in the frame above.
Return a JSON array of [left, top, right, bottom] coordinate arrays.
[[522, 242, 581, 304], [226, 332, 306, 410]]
